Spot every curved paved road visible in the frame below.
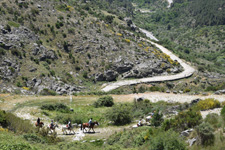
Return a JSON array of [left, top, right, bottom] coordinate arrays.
[[101, 30, 195, 92]]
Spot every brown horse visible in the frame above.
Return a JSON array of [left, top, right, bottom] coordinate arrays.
[[80, 121, 99, 133], [35, 122, 44, 128]]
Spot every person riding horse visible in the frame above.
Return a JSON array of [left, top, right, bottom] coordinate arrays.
[[50, 120, 54, 129], [37, 117, 40, 125], [137, 119, 143, 127], [88, 118, 92, 127], [67, 121, 72, 129]]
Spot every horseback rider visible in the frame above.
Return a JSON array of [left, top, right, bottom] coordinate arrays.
[[68, 120, 72, 129], [137, 119, 142, 127], [37, 117, 40, 125], [50, 120, 54, 129], [88, 118, 92, 127]]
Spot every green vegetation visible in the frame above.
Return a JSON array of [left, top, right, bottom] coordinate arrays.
[[133, 0, 225, 74], [195, 98, 220, 111], [151, 110, 163, 127], [197, 122, 215, 146], [148, 130, 187, 150], [41, 103, 70, 113], [40, 88, 57, 96], [8, 21, 20, 27], [162, 109, 202, 131], [93, 96, 114, 108], [106, 104, 132, 125]]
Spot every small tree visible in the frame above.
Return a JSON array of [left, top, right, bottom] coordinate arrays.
[[197, 122, 215, 146], [93, 96, 114, 108], [151, 110, 164, 127], [106, 104, 132, 125]]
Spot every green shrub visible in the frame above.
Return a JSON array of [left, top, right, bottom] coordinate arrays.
[[23, 134, 44, 143], [132, 99, 152, 118], [107, 126, 149, 148], [197, 122, 215, 146], [163, 109, 202, 131], [220, 105, 225, 121], [40, 88, 56, 96], [151, 110, 164, 127], [54, 114, 83, 124], [0, 48, 6, 56], [205, 113, 220, 129], [93, 96, 114, 108], [8, 21, 20, 27], [0, 142, 33, 150], [5, 113, 34, 133], [149, 86, 160, 91], [196, 98, 220, 111], [0, 110, 7, 127], [138, 86, 146, 93], [149, 130, 187, 150], [106, 104, 132, 125], [41, 103, 70, 113]]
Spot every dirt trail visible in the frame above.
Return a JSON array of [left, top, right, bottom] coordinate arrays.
[[2, 93, 225, 141], [102, 30, 195, 92], [114, 92, 225, 103], [14, 106, 132, 141]]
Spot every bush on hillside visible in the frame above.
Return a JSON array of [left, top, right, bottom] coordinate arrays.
[[197, 122, 215, 146], [41, 103, 70, 113], [40, 88, 57, 96], [151, 110, 164, 127], [205, 113, 220, 129], [107, 126, 149, 148], [106, 104, 132, 125], [196, 98, 220, 111], [162, 109, 202, 131], [149, 130, 187, 150], [0, 110, 7, 127], [220, 105, 225, 121], [54, 114, 83, 124], [5, 112, 34, 133], [93, 96, 114, 108]]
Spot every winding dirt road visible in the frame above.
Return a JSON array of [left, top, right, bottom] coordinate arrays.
[[102, 30, 195, 92]]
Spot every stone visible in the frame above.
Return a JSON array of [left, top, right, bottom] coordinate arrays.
[[187, 138, 197, 146], [104, 70, 118, 81], [181, 130, 189, 137], [173, 91, 177, 94], [136, 97, 144, 102], [95, 73, 106, 81]]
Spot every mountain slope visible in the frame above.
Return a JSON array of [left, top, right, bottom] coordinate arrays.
[[0, 0, 181, 94]]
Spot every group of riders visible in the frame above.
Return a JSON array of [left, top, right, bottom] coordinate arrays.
[[36, 117, 93, 129]]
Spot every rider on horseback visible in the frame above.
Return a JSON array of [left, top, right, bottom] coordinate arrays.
[[88, 118, 92, 127], [37, 117, 40, 125], [50, 120, 54, 129], [68, 120, 72, 129]]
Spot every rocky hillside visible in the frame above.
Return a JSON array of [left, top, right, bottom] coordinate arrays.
[[0, 0, 182, 94]]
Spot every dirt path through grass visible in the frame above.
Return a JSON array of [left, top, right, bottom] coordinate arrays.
[[1, 93, 224, 141]]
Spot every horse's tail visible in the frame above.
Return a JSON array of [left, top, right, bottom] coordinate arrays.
[[80, 123, 82, 130]]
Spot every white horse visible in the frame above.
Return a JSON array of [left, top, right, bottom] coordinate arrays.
[[62, 123, 78, 135], [47, 123, 59, 134]]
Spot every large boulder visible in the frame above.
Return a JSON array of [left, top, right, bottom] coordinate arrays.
[[104, 70, 118, 81]]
